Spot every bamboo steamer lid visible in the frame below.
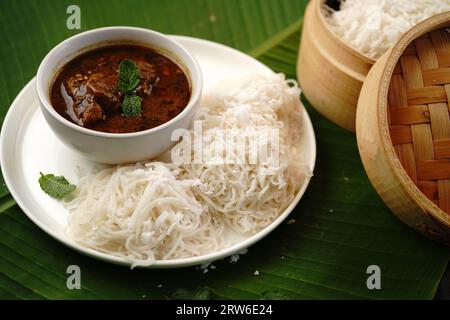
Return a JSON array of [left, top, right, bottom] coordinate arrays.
[[356, 12, 450, 245], [297, 0, 375, 132]]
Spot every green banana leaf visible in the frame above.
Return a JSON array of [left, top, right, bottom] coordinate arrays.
[[0, 0, 449, 300]]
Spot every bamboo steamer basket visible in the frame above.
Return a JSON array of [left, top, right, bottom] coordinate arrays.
[[356, 12, 450, 245], [297, 0, 375, 132]]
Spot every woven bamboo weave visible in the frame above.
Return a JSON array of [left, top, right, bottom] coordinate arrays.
[[388, 28, 450, 213]]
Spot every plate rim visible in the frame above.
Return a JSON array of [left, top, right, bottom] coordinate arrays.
[[0, 35, 316, 268]]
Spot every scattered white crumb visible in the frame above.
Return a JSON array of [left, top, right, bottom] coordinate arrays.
[[198, 261, 217, 273], [141, 294, 147, 298], [281, 256, 285, 260], [228, 248, 248, 264], [344, 177, 349, 182], [286, 219, 296, 225], [229, 254, 240, 264], [157, 284, 163, 288], [254, 270, 260, 276], [199, 262, 211, 273], [329, 209, 334, 213]]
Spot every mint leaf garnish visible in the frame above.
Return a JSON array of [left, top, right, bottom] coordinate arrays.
[[38, 172, 76, 199], [118, 59, 142, 117], [122, 94, 142, 117], [118, 59, 140, 94]]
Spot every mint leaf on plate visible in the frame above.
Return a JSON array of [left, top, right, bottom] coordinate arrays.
[[38, 172, 76, 199]]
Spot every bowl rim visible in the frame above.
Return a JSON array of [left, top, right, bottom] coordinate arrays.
[[36, 26, 203, 139], [377, 12, 450, 228]]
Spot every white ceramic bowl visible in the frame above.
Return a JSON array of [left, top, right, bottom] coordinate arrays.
[[36, 27, 202, 164]]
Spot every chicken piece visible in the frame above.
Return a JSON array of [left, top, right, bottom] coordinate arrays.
[[87, 72, 121, 111], [64, 74, 105, 126], [80, 102, 104, 125], [64, 69, 122, 125], [65, 73, 87, 98]]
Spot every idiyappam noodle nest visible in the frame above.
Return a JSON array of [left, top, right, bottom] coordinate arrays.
[[324, 0, 450, 60]]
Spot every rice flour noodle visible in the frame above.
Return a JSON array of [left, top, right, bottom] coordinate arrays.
[[323, 0, 450, 60], [65, 74, 310, 267], [174, 74, 309, 235]]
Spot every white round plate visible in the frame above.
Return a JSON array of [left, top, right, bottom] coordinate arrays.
[[0, 36, 316, 268]]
